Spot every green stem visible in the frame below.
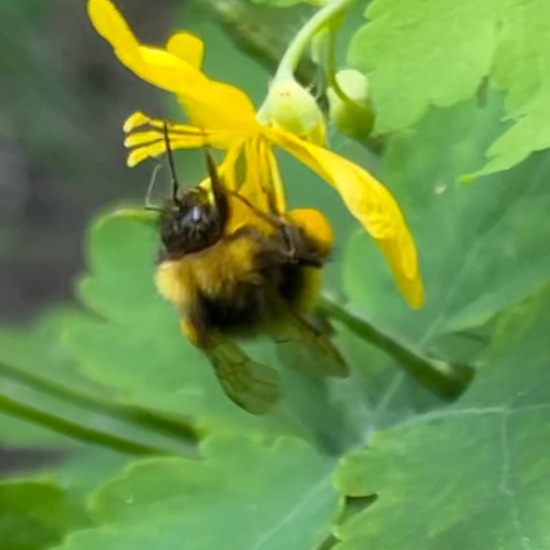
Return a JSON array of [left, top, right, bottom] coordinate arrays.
[[317, 294, 474, 400], [273, 0, 357, 81], [202, 0, 383, 151], [257, 0, 357, 120], [0, 360, 198, 444], [0, 393, 169, 456], [198, 0, 318, 86], [323, 24, 349, 105]]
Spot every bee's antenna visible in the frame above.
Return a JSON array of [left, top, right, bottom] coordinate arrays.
[[144, 162, 163, 211], [204, 146, 218, 186], [203, 144, 229, 222], [163, 121, 180, 204]]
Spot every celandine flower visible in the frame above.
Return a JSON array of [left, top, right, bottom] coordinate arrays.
[[87, 0, 424, 307]]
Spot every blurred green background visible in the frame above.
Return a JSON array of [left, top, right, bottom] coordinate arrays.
[[0, 0, 361, 471], [0, 0, 170, 321]]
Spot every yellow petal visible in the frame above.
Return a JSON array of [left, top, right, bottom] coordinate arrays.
[[88, 0, 256, 131], [124, 130, 208, 149], [138, 46, 185, 70], [177, 145, 242, 194], [127, 142, 168, 167], [218, 144, 244, 191], [123, 112, 226, 141], [266, 146, 286, 214], [377, 238, 424, 310], [126, 135, 209, 167], [166, 32, 204, 69], [88, 0, 190, 89], [266, 127, 424, 307], [239, 138, 270, 212], [122, 112, 248, 165], [123, 111, 152, 133], [123, 121, 206, 147], [179, 80, 258, 132]]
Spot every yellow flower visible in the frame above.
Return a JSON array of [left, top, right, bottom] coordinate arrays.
[[87, 0, 424, 307]]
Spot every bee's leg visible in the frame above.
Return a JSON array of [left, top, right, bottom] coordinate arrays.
[[204, 147, 230, 226], [279, 223, 297, 261], [227, 191, 290, 233], [281, 224, 325, 267], [226, 191, 320, 264]]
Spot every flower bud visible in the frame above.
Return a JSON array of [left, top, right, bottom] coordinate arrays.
[[262, 79, 326, 144], [327, 68, 374, 140]]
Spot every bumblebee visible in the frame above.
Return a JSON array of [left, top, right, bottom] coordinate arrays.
[[151, 126, 347, 413]]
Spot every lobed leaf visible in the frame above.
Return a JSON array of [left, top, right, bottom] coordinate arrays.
[[344, 94, 550, 358], [349, 0, 550, 174], [50, 435, 339, 550], [334, 289, 550, 549]]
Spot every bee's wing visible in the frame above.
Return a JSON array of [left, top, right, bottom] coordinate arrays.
[[206, 335, 280, 415], [272, 314, 349, 378]]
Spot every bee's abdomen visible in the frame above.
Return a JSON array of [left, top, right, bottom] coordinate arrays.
[[198, 282, 273, 335]]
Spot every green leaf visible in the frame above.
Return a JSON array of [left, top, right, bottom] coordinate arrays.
[[0, 479, 89, 550], [46, 448, 135, 502], [344, 95, 550, 354], [326, 93, 550, 437], [348, 0, 550, 174], [50, 435, 339, 550], [325, 93, 550, 548], [333, 289, 550, 549]]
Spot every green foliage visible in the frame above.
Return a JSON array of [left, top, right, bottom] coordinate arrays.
[[344, 92, 550, 344], [2, 1, 550, 549], [0, 480, 89, 550], [50, 436, 338, 550], [0, 308, 194, 455], [336, 90, 550, 419], [335, 297, 550, 549], [349, 0, 550, 174]]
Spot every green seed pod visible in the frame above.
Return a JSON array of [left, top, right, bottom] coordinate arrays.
[[327, 69, 374, 140], [262, 79, 326, 144]]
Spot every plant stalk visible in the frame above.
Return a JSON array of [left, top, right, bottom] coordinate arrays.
[[273, 0, 357, 80], [0, 360, 198, 444], [317, 294, 474, 399], [0, 393, 170, 456]]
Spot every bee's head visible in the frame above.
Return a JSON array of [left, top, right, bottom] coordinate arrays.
[[147, 123, 230, 257], [159, 186, 225, 255]]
